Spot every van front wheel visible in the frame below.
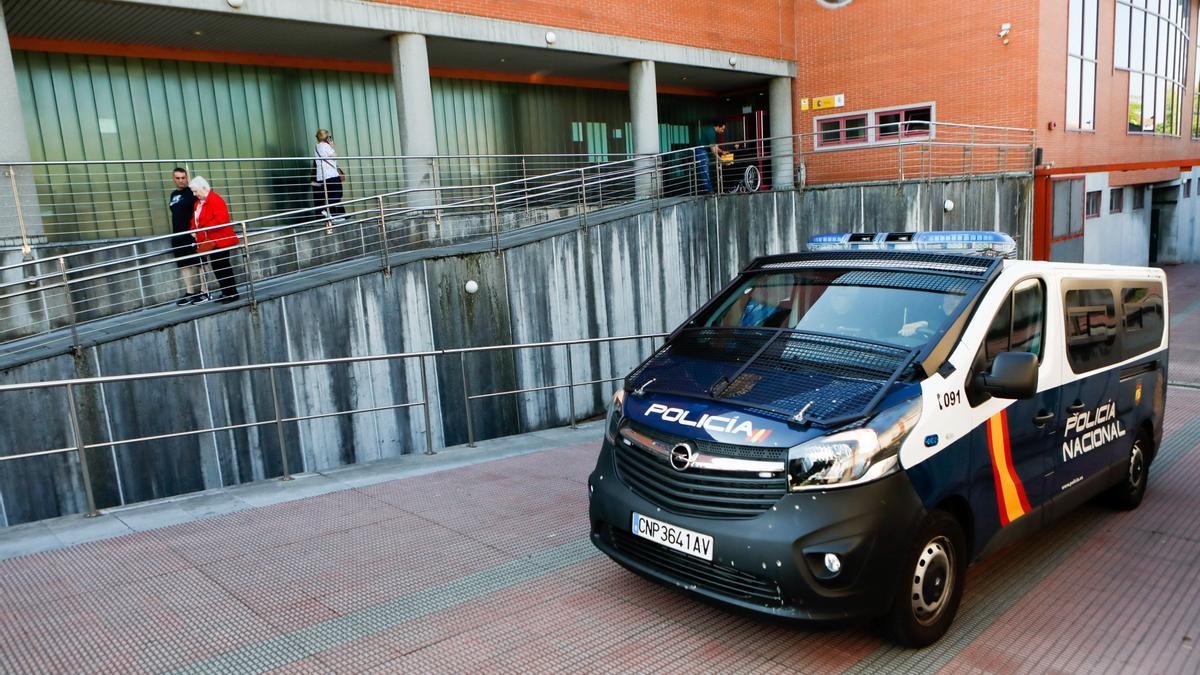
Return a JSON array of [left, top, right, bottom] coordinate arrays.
[[886, 510, 966, 647], [1104, 433, 1149, 510]]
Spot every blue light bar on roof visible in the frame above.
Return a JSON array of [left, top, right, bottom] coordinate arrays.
[[806, 231, 1017, 258]]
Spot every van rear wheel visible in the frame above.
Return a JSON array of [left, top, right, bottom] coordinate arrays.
[[886, 510, 966, 647], [1104, 433, 1150, 510]]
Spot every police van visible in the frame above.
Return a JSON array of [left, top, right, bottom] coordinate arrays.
[[588, 231, 1168, 646]]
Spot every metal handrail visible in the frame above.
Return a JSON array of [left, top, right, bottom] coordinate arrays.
[[0, 123, 1036, 358], [0, 331, 668, 522]]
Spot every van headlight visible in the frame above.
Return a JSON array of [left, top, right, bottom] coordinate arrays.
[[604, 389, 626, 443], [787, 397, 921, 491]]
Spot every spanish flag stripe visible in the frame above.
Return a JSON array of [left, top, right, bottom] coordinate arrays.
[[986, 417, 1011, 526], [987, 411, 1029, 525]]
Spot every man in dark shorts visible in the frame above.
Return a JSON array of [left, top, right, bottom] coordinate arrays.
[[168, 167, 205, 305]]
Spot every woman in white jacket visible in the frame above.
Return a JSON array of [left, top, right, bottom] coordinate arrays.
[[312, 128, 345, 219]]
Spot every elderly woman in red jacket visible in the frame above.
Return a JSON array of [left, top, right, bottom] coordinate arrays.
[[188, 176, 241, 304]]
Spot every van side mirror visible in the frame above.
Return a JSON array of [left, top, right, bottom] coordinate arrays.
[[975, 352, 1038, 400]]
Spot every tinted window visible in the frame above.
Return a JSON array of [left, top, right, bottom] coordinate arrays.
[[981, 279, 1045, 370], [1065, 288, 1119, 372], [1122, 284, 1165, 357]]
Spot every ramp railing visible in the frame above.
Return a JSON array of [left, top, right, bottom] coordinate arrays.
[[0, 122, 1036, 360], [0, 332, 667, 526]]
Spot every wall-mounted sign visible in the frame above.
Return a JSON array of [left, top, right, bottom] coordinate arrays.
[[800, 98, 810, 111], [812, 94, 845, 110]]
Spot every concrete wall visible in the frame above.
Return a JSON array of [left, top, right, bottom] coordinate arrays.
[[1079, 170, 1200, 267], [0, 176, 1031, 526]]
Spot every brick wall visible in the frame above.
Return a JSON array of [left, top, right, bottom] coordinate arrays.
[[367, 0, 797, 61], [792, 0, 1040, 141], [1036, 0, 1200, 170]]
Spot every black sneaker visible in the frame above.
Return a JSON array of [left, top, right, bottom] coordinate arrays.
[[189, 292, 211, 305], [176, 293, 195, 306], [220, 292, 241, 305]]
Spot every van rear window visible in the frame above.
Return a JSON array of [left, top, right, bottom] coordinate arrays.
[[1121, 284, 1165, 358], [1065, 289, 1119, 373]]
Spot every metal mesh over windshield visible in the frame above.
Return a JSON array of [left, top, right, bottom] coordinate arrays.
[[625, 328, 915, 426]]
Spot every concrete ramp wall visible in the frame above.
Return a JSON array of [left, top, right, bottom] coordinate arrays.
[[0, 177, 1031, 526]]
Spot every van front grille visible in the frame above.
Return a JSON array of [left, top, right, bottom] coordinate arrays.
[[613, 423, 787, 519]]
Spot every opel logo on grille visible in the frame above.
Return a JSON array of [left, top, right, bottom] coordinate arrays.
[[669, 442, 696, 471]]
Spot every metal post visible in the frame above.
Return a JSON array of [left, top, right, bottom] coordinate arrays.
[[66, 383, 100, 517], [898, 142, 905, 182], [376, 195, 391, 275], [431, 158, 442, 225], [490, 185, 501, 255], [57, 257, 81, 356], [969, 127, 976, 177], [578, 168, 588, 230], [130, 242, 149, 309], [595, 165, 604, 207], [461, 351, 475, 448], [521, 157, 530, 213], [653, 154, 662, 200], [420, 355, 435, 455], [564, 344, 577, 429], [238, 223, 257, 309], [5, 166, 33, 258], [269, 366, 293, 481]]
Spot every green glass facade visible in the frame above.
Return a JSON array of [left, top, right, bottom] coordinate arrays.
[[12, 50, 722, 239]]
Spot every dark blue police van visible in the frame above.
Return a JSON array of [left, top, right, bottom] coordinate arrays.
[[588, 232, 1168, 646]]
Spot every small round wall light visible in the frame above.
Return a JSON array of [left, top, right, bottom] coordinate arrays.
[[944, 199, 955, 213], [227, 0, 244, 8], [465, 280, 480, 294], [545, 31, 558, 45], [728, 55, 738, 67]]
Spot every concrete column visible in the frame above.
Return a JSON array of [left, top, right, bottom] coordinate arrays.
[[629, 60, 660, 199], [769, 77, 795, 191], [0, 1, 43, 253], [390, 33, 438, 208]]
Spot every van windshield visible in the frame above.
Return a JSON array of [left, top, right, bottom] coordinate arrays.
[[698, 270, 968, 349]]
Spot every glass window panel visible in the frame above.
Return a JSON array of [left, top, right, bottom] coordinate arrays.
[[1069, 0, 1084, 55], [1071, 181, 1085, 232], [1133, 0, 1145, 8], [1156, 77, 1167, 131], [1129, 71, 1144, 131], [1082, 60, 1096, 130], [1116, 4, 1131, 68], [1052, 180, 1075, 237], [819, 119, 841, 145], [1084, 0, 1098, 58], [844, 116, 867, 142], [1067, 57, 1082, 129], [1159, 19, 1169, 74], [877, 112, 901, 137], [1145, 14, 1158, 71], [1167, 24, 1176, 80], [1131, 10, 1145, 70], [1144, 74, 1156, 130]]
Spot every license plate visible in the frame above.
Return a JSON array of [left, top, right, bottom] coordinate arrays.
[[631, 512, 714, 561]]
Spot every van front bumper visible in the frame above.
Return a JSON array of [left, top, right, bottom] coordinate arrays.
[[587, 439, 927, 621]]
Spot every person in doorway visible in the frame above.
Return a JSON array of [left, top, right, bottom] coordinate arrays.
[[313, 128, 345, 221], [168, 167, 203, 305], [694, 120, 727, 195], [189, 176, 242, 304]]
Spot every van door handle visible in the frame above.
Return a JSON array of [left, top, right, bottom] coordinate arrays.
[[1033, 410, 1056, 427], [1068, 400, 1086, 412]]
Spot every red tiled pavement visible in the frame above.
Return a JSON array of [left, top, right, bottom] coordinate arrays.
[[0, 266, 1199, 674]]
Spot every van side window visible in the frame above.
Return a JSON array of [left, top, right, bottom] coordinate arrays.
[[1065, 288, 1118, 372], [1121, 284, 1165, 358], [981, 279, 1045, 371]]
